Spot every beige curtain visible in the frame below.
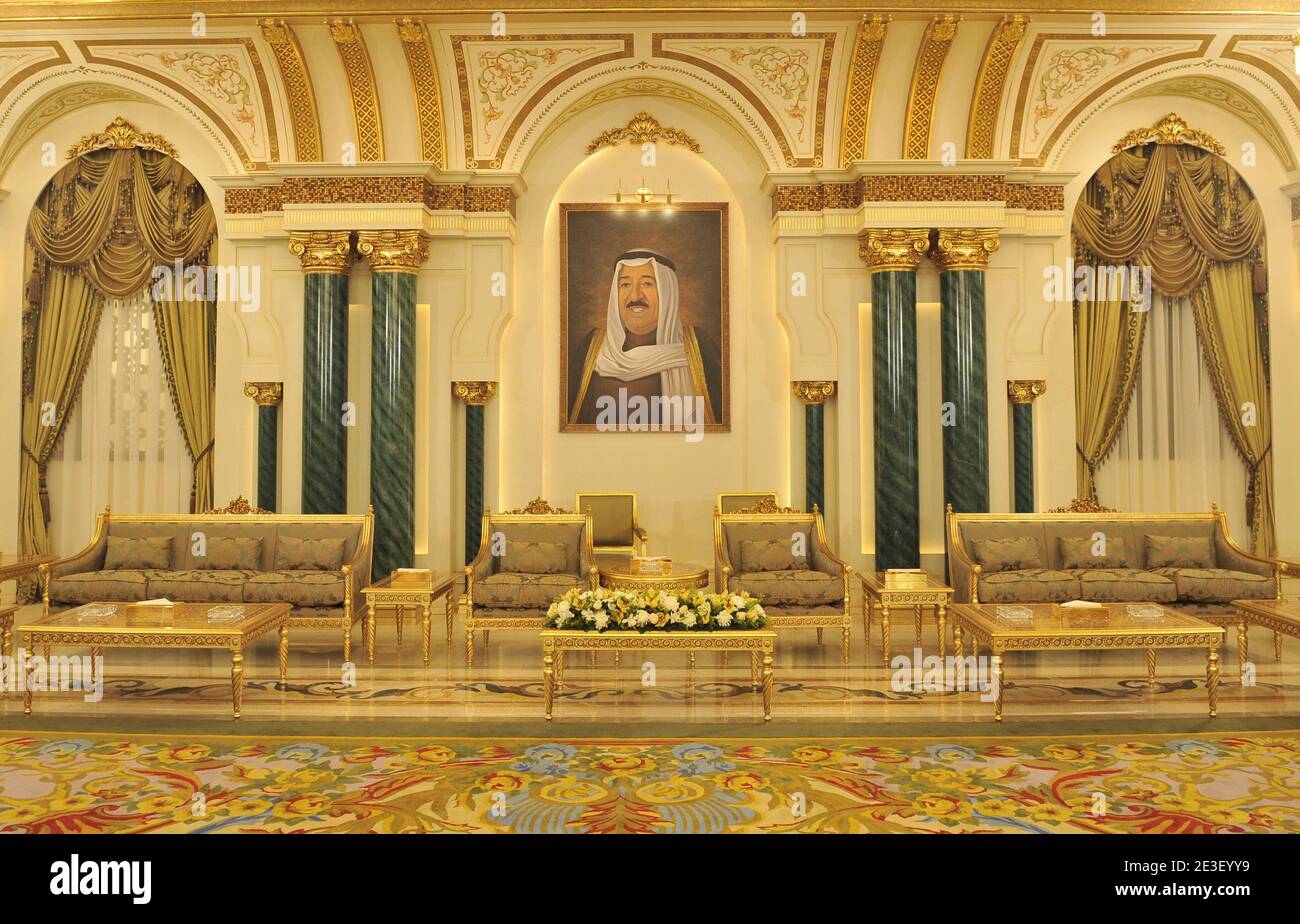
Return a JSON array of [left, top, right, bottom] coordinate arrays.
[[18, 264, 103, 557], [1192, 262, 1276, 555], [1075, 292, 1146, 499], [153, 292, 216, 513]]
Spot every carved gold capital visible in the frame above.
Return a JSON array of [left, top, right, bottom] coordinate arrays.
[[858, 229, 929, 273], [357, 230, 430, 273], [288, 231, 353, 274], [931, 228, 1000, 272], [453, 381, 497, 406], [1007, 380, 1047, 404], [243, 382, 283, 406], [792, 381, 836, 404], [67, 116, 177, 159]]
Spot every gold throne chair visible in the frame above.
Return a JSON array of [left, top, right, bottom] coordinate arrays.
[[576, 491, 648, 559]]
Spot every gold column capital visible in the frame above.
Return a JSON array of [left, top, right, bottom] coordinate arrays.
[[288, 231, 354, 274], [792, 381, 836, 404], [453, 381, 497, 406], [858, 229, 929, 273], [931, 228, 1001, 272], [243, 382, 283, 406], [357, 230, 431, 273], [1007, 380, 1047, 404]]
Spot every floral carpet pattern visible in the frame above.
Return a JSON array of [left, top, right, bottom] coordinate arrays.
[[0, 731, 1297, 833]]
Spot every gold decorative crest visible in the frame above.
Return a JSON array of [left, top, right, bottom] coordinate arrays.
[[1048, 496, 1118, 513], [452, 381, 497, 406], [1113, 113, 1225, 155], [1007, 380, 1047, 404], [858, 229, 930, 272], [66, 116, 177, 159], [243, 382, 283, 406], [206, 496, 272, 515], [356, 230, 430, 273], [503, 497, 571, 515], [288, 231, 354, 274], [586, 112, 702, 156], [792, 381, 836, 404], [735, 497, 801, 515], [931, 228, 1000, 271]]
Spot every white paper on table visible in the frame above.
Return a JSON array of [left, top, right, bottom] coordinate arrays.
[[1058, 600, 1104, 608], [133, 598, 175, 607]]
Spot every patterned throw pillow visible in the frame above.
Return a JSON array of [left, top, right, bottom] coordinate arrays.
[[104, 535, 172, 570], [739, 538, 808, 573], [199, 537, 263, 570], [499, 541, 568, 575], [275, 536, 347, 571], [1145, 535, 1215, 569], [1058, 536, 1129, 569], [969, 536, 1042, 573]]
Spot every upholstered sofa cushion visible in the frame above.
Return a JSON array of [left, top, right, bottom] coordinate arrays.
[[197, 537, 262, 570], [48, 570, 153, 604], [1145, 535, 1215, 569], [1151, 567, 1273, 604], [104, 536, 173, 570], [147, 569, 248, 603], [473, 572, 582, 609], [274, 536, 347, 571], [970, 537, 1043, 573], [1076, 568, 1177, 603], [977, 569, 1080, 604], [244, 571, 346, 607], [739, 539, 806, 573], [1058, 536, 1130, 569], [730, 570, 843, 607], [499, 540, 568, 575]]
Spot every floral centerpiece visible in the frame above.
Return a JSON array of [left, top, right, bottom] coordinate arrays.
[[544, 587, 766, 633]]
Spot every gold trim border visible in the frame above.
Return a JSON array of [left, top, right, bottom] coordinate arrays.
[[838, 14, 888, 167], [903, 15, 959, 160], [329, 17, 384, 162], [260, 18, 321, 162], [396, 17, 445, 168], [966, 15, 1027, 159]]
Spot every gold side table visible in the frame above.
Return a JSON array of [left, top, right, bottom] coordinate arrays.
[[859, 571, 954, 665], [1221, 598, 1300, 676], [362, 571, 458, 665], [598, 561, 710, 592]]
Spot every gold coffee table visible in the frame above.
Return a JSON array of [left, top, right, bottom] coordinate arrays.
[[540, 628, 777, 721], [1224, 598, 1300, 674], [21, 602, 291, 719], [598, 560, 710, 592], [362, 571, 458, 665], [949, 603, 1224, 721], [860, 571, 954, 664]]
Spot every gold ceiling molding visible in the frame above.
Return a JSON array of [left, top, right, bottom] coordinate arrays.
[[0, 40, 68, 101], [858, 229, 930, 273], [66, 115, 176, 159], [792, 381, 836, 404], [396, 17, 446, 168], [839, 14, 889, 166], [329, 17, 383, 162], [288, 230, 354, 274], [930, 228, 1000, 272], [453, 381, 498, 406], [243, 382, 283, 406], [1112, 112, 1225, 155], [357, 229, 431, 273], [585, 111, 701, 155], [1222, 35, 1300, 120], [259, 19, 321, 162], [1007, 380, 1047, 404], [966, 15, 1027, 159], [0, 81, 148, 180], [903, 14, 959, 160]]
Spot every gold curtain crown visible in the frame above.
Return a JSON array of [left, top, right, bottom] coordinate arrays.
[[66, 116, 177, 159], [586, 113, 702, 156], [1113, 113, 1225, 156]]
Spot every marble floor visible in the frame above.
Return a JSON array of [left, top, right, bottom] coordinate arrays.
[[3, 599, 1297, 727]]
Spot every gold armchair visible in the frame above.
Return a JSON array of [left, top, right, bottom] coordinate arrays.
[[576, 492, 648, 557], [717, 491, 779, 514], [714, 503, 852, 664], [462, 499, 596, 666]]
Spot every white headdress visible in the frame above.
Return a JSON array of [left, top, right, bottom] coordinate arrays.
[[593, 252, 694, 400]]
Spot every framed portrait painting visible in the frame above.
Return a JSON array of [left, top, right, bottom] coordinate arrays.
[[560, 202, 729, 434]]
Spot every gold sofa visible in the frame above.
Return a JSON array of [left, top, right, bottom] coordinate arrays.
[[462, 499, 596, 665], [713, 502, 852, 663], [945, 506, 1292, 616], [40, 502, 374, 660], [576, 491, 647, 557]]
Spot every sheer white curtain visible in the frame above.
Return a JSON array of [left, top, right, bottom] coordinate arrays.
[[1094, 293, 1248, 540], [46, 291, 191, 555]]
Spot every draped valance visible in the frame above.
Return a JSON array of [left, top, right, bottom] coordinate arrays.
[[1072, 144, 1265, 297], [26, 146, 216, 299]]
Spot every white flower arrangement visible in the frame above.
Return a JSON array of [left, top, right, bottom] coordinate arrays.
[[544, 587, 767, 633]]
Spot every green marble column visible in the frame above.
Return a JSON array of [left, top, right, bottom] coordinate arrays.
[[933, 230, 998, 515], [244, 383, 283, 512], [794, 382, 834, 514], [1008, 381, 1046, 513], [455, 382, 497, 564], [290, 232, 354, 515], [359, 231, 430, 581], [862, 228, 928, 570]]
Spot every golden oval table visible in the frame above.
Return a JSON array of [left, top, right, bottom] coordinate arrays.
[[598, 561, 710, 592]]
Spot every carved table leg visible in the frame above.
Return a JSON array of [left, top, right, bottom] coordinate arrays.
[[466, 627, 475, 667], [422, 600, 432, 666], [1207, 646, 1220, 717], [862, 597, 872, 655], [936, 605, 947, 660], [880, 604, 891, 666], [841, 626, 850, 665], [23, 639, 35, 715], [914, 605, 922, 644], [445, 595, 453, 650], [750, 650, 758, 692], [231, 647, 244, 720], [543, 641, 555, 721], [278, 625, 289, 686], [817, 627, 823, 645], [991, 651, 1004, 722], [90, 646, 101, 684], [343, 618, 352, 665], [954, 624, 964, 660], [395, 604, 403, 645], [1275, 631, 1283, 662], [1237, 620, 1249, 678], [761, 645, 773, 721], [366, 603, 377, 665], [1146, 648, 1157, 686]]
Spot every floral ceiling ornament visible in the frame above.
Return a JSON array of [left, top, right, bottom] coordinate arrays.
[[66, 116, 177, 159], [1112, 112, 1226, 155], [585, 111, 702, 155]]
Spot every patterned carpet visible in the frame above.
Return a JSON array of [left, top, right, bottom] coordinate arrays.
[[1, 730, 1297, 833]]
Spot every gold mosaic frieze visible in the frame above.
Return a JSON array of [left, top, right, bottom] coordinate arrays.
[[396, 17, 446, 168], [329, 17, 383, 162], [288, 231, 353, 274], [259, 19, 321, 162], [1004, 183, 1065, 211], [966, 15, 1028, 159], [226, 187, 284, 213], [858, 229, 930, 273], [771, 176, 1065, 214], [357, 230, 431, 273], [840, 14, 889, 166], [903, 15, 959, 160], [931, 228, 1000, 272], [222, 178, 518, 215]]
